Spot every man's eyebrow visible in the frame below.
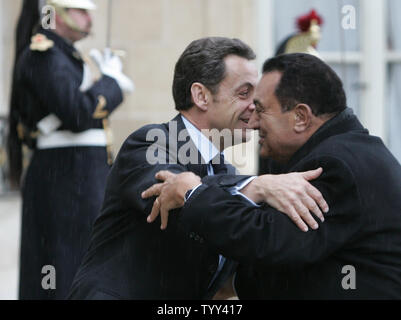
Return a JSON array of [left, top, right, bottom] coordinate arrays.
[[235, 82, 254, 91]]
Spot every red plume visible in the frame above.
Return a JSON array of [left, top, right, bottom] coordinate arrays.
[[296, 9, 323, 32]]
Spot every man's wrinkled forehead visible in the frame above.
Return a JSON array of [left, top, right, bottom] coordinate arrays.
[[255, 71, 283, 100]]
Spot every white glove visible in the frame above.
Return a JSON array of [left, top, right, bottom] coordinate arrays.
[[90, 48, 135, 94]]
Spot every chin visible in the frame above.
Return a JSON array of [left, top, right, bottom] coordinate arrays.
[[259, 148, 269, 159], [72, 34, 86, 43]]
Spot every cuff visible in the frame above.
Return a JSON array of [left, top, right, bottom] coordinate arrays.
[[184, 183, 203, 202], [228, 176, 260, 207]]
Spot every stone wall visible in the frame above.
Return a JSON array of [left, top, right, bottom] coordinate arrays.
[[1, 0, 260, 174]]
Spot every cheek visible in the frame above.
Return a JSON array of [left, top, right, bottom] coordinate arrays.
[[232, 101, 249, 123], [72, 13, 88, 27], [238, 99, 252, 113], [259, 146, 269, 158], [82, 16, 90, 27], [264, 123, 284, 146]]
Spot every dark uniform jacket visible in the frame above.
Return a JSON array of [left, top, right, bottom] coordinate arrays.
[[68, 115, 237, 300], [179, 108, 401, 299], [16, 28, 123, 299]]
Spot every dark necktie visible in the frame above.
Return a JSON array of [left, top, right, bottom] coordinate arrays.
[[207, 153, 228, 293], [210, 153, 228, 175]]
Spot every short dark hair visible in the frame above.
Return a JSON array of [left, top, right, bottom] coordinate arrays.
[[173, 37, 256, 111], [262, 53, 347, 116]]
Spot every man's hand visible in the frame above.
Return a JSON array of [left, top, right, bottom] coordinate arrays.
[[141, 171, 201, 230], [241, 168, 329, 232]]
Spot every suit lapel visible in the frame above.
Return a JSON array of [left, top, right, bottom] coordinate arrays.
[[168, 115, 238, 299], [167, 114, 209, 178]]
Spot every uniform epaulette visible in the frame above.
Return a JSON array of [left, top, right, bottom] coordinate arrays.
[[30, 33, 54, 52]]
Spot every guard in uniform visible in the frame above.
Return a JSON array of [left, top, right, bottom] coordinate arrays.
[[7, 0, 133, 299], [275, 9, 323, 57]]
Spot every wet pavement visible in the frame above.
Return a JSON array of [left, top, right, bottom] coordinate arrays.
[[0, 194, 20, 300]]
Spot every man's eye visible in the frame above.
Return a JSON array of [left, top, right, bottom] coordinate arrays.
[[255, 107, 262, 113], [239, 91, 249, 97]]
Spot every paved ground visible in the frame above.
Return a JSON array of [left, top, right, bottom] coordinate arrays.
[[0, 195, 239, 301], [0, 195, 20, 300]]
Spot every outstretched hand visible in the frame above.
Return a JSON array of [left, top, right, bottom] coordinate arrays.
[[141, 171, 201, 230], [241, 168, 329, 232], [142, 168, 329, 232]]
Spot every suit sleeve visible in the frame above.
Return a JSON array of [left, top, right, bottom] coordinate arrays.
[[178, 155, 362, 269], [23, 51, 123, 132], [113, 125, 190, 216], [201, 174, 253, 188]]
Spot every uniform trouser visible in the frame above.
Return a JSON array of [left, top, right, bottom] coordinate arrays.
[[19, 146, 110, 300]]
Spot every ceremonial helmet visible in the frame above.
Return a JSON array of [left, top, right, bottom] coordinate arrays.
[[45, 0, 96, 35], [275, 9, 323, 57], [46, 0, 96, 10]]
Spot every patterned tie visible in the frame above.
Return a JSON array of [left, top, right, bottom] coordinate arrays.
[[206, 153, 229, 294], [210, 153, 228, 175]]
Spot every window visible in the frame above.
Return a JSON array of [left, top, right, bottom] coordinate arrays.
[[256, 0, 400, 162], [387, 0, 401, 162], [274, 0, 361, 115]]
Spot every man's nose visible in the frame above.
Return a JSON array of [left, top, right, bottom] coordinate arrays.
[[86, 11, 93, 25], [248, 110, 259, 129], [248, 101, 255, 112]]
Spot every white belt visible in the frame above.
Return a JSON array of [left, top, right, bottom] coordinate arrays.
[[37, 129, 107, 149]]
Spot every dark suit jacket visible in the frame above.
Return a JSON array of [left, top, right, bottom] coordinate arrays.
[[179, 108, 401, 299], [68, 115, 237, 299]]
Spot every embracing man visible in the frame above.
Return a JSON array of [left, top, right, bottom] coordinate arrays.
[[144, 53, 401, 299], [68, 39, 328, 299]]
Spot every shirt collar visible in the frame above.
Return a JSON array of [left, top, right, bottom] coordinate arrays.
[[181, 115, 221, 164]]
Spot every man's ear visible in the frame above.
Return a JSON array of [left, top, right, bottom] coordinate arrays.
[[190, 83, 210, 112], [293, 104, 313, 133]]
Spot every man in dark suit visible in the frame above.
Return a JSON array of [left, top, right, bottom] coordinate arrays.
[[68, 40, 328, 299], [145, 53, 401, 299]]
